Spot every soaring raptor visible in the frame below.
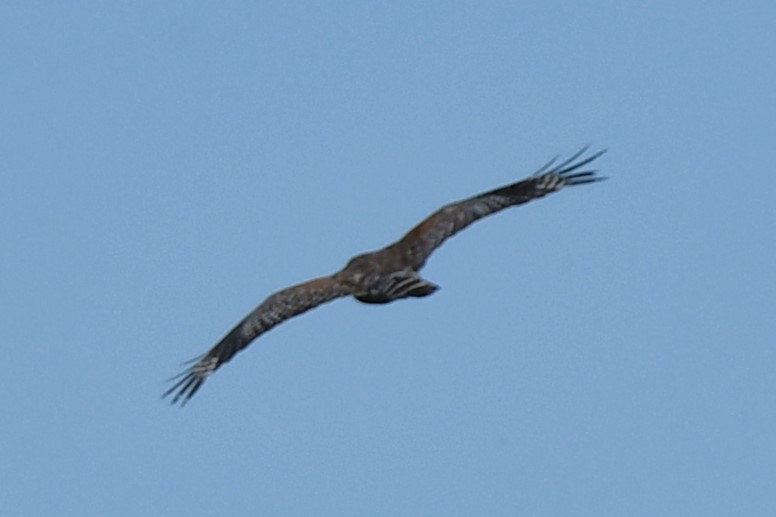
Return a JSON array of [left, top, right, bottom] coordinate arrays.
[[165, 147, 606, 404]]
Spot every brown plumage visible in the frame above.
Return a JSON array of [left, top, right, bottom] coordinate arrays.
[[164, 147, 606, 404]]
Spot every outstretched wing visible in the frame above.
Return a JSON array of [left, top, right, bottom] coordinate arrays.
[[394, 147, 606, 269], [164, 276, 352, 405]]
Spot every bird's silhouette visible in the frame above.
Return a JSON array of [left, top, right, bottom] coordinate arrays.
[[164, 147, 606, 404]]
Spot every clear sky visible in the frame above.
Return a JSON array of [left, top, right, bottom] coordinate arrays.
[[2, 1, 774, 515]]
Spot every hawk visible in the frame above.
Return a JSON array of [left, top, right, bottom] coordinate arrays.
[[164, 147, 606, 404]]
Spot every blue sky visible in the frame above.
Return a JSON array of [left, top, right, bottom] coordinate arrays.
[[2, 1, 775, 515]]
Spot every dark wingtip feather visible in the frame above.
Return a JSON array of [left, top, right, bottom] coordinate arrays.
[[531, 154, 561, 177], [162, 354, 212, 406], [557, 148, 606, 174], [565, 175, 607, 186], [552, 147, 607, 186], [162, 372, 204, 406], [531, 147, 607, 181], [554, 145, 591, 172]]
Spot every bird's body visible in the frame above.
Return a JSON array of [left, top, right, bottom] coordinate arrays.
[[165, 148, 606, 404]]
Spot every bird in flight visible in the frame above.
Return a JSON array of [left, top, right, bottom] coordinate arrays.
[[164, 147, 606, 404]]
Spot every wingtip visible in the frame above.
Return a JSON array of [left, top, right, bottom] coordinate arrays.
[[161, 353, 215, 406], [162, 369, 203, 406]]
